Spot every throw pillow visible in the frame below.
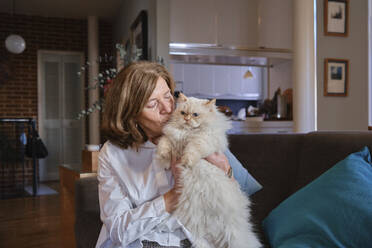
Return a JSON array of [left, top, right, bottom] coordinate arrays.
[[262, 146, 372, 248], [225, 149, 263, 196]]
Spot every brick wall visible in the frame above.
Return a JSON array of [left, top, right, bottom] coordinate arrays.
[[0, 13, 113, 117], [0, 13, 113, 194]]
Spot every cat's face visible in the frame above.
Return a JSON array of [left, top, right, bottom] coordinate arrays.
[[172, 93, 216, 129]]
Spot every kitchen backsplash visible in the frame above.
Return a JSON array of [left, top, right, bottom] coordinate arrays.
[[216, 99, 257, 116]]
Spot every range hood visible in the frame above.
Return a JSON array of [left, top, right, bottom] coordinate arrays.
[[169, 43, 292, 67]]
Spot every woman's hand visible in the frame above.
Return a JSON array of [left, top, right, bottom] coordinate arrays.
[[205, 152, 232, 176], [164, 157, 182, 213]]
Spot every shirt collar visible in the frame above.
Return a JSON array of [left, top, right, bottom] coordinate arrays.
[[141, 140, 157, 149]]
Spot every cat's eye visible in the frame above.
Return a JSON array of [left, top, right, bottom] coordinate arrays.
[[180, 111, 186, 115], [193, 113, 199, 117]]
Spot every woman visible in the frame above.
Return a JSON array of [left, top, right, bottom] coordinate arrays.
[[96, 61, 236, 248]]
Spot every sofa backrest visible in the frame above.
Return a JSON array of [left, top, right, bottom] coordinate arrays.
[[228, 133, 304, 229], [293, 131, 372, 193]]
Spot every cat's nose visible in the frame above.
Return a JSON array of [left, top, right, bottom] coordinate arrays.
[[184, 115, 191, 121]]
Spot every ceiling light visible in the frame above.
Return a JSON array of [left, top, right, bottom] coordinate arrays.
[[4, 0, 26, 54]]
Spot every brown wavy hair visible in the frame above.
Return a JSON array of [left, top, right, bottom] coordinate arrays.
[[102, 61, 175, 149]]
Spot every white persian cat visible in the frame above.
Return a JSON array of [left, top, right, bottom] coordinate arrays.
[[156, 93, 261, 248]]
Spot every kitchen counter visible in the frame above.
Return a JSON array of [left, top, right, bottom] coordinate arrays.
[[228, 119, 293, 134]]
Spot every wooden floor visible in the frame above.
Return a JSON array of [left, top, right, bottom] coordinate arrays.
[[0, 181, 74, 248]]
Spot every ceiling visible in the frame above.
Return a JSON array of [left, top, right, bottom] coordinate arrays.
[[0, 0, 122, 22]]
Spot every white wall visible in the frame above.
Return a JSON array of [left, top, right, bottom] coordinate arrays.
[[316, 0, 368, 131]]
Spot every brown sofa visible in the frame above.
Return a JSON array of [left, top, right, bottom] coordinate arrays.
[[75, 131, 372, 247]]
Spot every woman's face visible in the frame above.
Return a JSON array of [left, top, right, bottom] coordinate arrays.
[[137, 77, 174, 141]]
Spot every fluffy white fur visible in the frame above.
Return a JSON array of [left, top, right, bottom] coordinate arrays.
[[156, 94, 261, 248]]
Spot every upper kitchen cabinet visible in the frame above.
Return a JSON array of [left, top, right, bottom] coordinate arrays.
[[170, 0, 259, 47], [215, 0, 258, 47], [257, 0, 293, 50], [170, 0, 292, 50], [170, 0, 217, 44]]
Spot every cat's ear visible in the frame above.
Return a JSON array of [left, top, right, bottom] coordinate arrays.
[[178, 93, 188, 102], [205, 99, 216, 112], [205, 98, 216, 106]]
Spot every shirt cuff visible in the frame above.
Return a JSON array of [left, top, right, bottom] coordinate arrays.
[[153, 195, 169, 217]]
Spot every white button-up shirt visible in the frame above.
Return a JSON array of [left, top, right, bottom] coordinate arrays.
[[95, 140, 192, 248]]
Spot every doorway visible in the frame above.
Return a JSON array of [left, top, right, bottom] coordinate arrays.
[[37, 51, 85, 181]]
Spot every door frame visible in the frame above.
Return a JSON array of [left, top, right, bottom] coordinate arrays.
[[37, 50, 86, 181]]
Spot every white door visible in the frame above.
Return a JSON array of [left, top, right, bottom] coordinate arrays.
[[38, 51, 85, 181]]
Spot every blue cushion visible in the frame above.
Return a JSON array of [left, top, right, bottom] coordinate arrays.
[[225, 149, 263, 196], [263, 146, 372, 248]]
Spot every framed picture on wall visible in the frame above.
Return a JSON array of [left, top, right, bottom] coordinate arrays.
[[324, 0, 349, 36], [130, 10, 148, 60], [324, 58, 348, 96]]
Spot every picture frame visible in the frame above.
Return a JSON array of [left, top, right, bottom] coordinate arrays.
[[324, 0, 349, 36], [130, 10, 148, 60], [324, 58, 349, 96]]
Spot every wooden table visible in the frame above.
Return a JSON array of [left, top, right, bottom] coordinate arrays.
[[59, 163, 96, 248]]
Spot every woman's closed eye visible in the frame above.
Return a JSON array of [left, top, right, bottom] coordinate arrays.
[[147, 100, 158, 109], [164, 92, 172, 100]]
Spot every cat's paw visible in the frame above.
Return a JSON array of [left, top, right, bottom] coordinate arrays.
[[181, 154, 198, 168], [156, 151, 171, 169]]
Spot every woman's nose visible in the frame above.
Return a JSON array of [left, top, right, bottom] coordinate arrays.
[[159, 99, 172, 114]]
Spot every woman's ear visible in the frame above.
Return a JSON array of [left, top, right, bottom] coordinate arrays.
[[178, 93, 188, 103]]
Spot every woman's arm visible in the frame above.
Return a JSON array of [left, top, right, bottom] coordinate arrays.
[[207, 150, 263, 196], [98, 152, 171, 246], [164, 157, 183, 213], [204, 152, 233, 178]]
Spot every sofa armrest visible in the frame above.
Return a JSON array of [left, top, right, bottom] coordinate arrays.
[[75, 176, 101, 248]]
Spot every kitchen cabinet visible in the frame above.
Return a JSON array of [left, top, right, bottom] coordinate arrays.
[[173, 63, 263, 100], [215, 0, 258, 47], [183, 64, 200, 95], [213, 65, 230, 96], [170, 0, 258, 47], [257, 0, 293, 50], [170, 0, 217, 44], [170, 0, 292, 50]]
